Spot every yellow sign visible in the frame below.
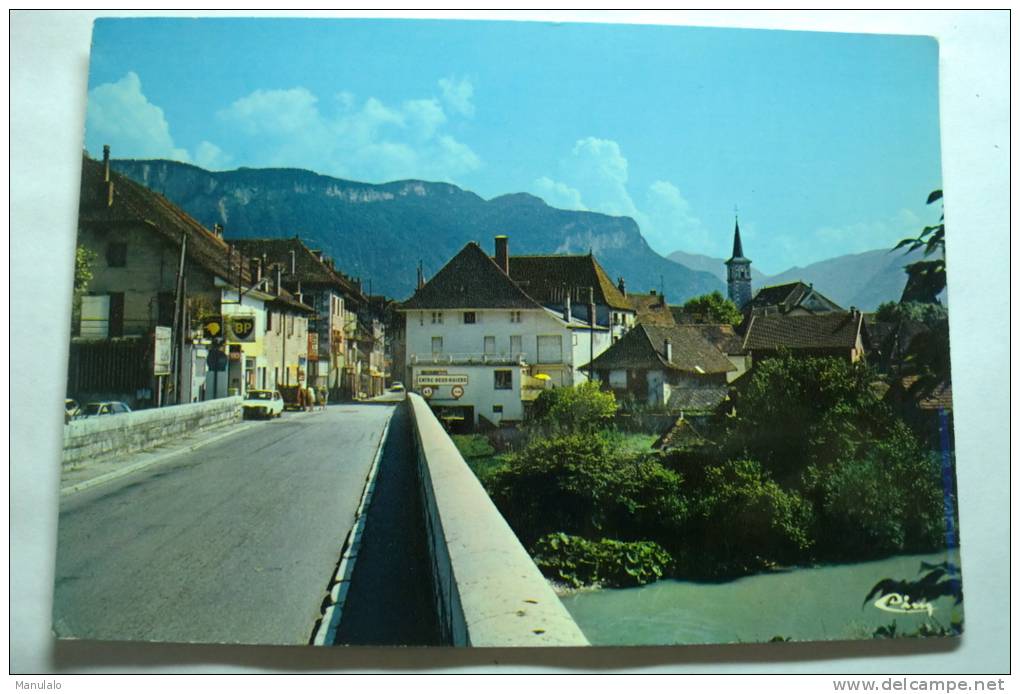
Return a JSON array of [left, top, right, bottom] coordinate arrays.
[[227, 314, 256, 342], [417, 374, 468, 386]]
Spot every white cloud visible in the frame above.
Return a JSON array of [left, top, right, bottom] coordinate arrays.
[[529, 136, 710, 256], [438, 76, 475, 118], [217, 85, 481, 183], [85, 72, 190, 161], [194, 141, 232, 170], [533, 176, 587, 210], [815, 208, 923, 254]]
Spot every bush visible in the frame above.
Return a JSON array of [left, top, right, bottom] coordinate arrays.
[[451, 434, 496, 459], [532, 532, 673, 588], [486, 434, 686, 547], [529, 381, 617, 434], [687, 458, 815, 576]]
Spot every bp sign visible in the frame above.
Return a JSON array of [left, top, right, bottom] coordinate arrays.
[[227, 314, 256, 342]]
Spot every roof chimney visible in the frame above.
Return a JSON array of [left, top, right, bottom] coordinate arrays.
[[563, 289, 572, 323], [417, 261, 425, 290], [588, 287, 596, 327], [102, 145, 111, 182], [275, 265, 282, 297], [664, 338, 673, 363], [494, 235, 509, 275], [617, 276, 626, 296], [290, 249, 296, 276], [250, 257, 263, 283], [212, 223, 223, 239]]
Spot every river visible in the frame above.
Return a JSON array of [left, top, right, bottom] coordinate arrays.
[[559, 549, 963, 645]]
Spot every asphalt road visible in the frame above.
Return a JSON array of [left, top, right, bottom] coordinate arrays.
[[52, 403, 395, 645]]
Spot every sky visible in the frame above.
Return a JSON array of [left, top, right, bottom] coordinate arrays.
[[83, 17, 943, 275]]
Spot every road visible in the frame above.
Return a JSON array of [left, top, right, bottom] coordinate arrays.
[[53, 403, 395, 645]]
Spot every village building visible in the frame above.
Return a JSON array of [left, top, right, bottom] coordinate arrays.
[[399, 240, 612, 429], [499, 236, 637, 340], [741, 311, 867, 363], [584, 323, 736, 411], [744, 281, 844, 317], [627, 290, 677, 327], [71, 149, 311, 407], [229, 237, 374, 398], [726, 218, 753, 309]]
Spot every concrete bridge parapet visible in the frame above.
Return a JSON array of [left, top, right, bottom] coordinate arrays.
[[62, 397, 243, 469], [406, 393, 589, 647]]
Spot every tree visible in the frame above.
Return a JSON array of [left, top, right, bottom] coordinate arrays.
[[530, 380, 617, 434], [71, 245, 97, 334], [896, 189, 945, 303], [680, 291, 742, 325], [875, 301, 948, 328]]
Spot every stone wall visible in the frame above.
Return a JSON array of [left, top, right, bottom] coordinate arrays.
[[62, 397, 242, 469], [406, 393, 588, 647]]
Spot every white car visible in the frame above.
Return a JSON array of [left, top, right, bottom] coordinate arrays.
[[243, 390, 284, 419]]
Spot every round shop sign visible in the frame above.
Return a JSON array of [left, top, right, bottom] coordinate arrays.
[[421, 386, 434, 398], [450, 385, 464, 399]]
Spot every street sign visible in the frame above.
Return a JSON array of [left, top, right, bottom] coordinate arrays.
[[451, 384, 464, 399], [421, 386, 434, 398], [228, 344, 242, 362], [417, 374, 469, 386], [153, 326, 172, 376], [202, 316, 224, 341], [226, 314, 256, 342]]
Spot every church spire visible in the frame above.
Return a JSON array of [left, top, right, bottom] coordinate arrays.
[[724, 211, 752, 309], [731, 218, 745, 259]]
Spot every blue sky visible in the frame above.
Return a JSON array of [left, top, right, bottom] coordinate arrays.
[[83, 17, 942, 275]]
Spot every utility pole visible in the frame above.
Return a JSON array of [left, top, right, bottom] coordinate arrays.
[[170, 231, 187, 405]]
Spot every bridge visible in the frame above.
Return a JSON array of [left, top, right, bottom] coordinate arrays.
[[54, 393, 588, 647]]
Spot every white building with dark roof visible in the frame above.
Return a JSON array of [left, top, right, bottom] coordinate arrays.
[[399, 239, 611, 429]]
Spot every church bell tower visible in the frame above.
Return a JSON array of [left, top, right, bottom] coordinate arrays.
[[725, 216, 752, 309]]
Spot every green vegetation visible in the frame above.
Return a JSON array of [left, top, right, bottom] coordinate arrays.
[[895, 189, 946, 304], [532, 533, 672, 588], [875, 300, 948, 328], [680, 290, 743, 326], [71, 245, 97, 333], [476, 361, 950, 588]]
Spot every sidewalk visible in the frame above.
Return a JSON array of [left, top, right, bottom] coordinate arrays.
[[59, 418, 257, 496]]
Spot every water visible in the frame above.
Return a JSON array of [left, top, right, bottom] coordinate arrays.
[[559, 550, 963, 645]]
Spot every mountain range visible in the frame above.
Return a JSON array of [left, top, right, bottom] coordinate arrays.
[[108, 159, 918, 310], [108, 159, 722, 303], [667, 247, 925, 311]]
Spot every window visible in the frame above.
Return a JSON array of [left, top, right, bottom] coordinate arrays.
[[537, 335, 563, 363], [431, 336, 443, 354], [510, 335, 522, 357], [106, 242, 127, 267], [108, 292, 124, 337], [431, 311, 443, 324], [494, 370, 512, 390], [509, 311, 522, 323], [157, 292, 174, 327], [493, 404, 503, 414], [483, 336, 496, 354], [463, 311, 476, 324]]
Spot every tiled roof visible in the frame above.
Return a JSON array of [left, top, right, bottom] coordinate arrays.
[[745, 281, 844, 316], [742, 312, 863, 352], [587, 324, 735, 374], [666, 385, 730, 412], [229, 237, 363, 300], [897, 376, 954, 411], [628, 292, 676, 326], [400, 242, 543, 310], [79, 154, 246, 283], [689, 323, 745, 355], [507, 254, 632, 310]]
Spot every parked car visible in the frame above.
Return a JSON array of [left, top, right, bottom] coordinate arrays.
[[81, 401, 132, 417], [389, 381, 405, 392], [242, 390, 284, 419], [64, 399, 80, 423]]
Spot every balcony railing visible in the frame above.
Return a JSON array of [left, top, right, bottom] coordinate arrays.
[[410, 352, 530, 366]]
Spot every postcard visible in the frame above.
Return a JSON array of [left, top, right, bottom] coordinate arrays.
[[54, 16, 961, 648]]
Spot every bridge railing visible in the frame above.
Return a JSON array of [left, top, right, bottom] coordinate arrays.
[[405, 393, 589, 647]]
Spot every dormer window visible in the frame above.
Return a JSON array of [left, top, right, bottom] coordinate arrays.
[[431, 311, 444, 324], [510, 311, 522, 323], [463, 311, 476, 324]]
